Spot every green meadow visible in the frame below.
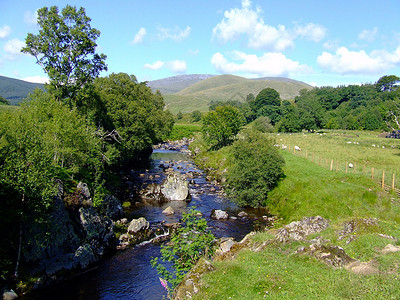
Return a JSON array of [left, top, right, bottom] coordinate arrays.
[[189, 131, 400, 299]]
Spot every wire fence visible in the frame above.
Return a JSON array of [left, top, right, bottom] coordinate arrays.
[[282, 144, 400, 197]]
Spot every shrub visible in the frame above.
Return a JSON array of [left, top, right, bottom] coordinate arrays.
[[151, 208, 215, 291], [226, 130, 285, 207], [252, 116, 274, 133]]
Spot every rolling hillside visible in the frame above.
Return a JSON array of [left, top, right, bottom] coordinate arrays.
[[163, 74, 313, 113], [0, 75, 44, 105], [147, 74, 215, 94]]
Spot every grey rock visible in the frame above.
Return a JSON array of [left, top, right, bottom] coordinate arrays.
[[101, 195, 123, 220], [3, 289, 18, 300], [74, 244, 96, 269], [161, 171, 190, 201], [162, 206, 175, 215], [211, 209, 229, 220], [77, 182, 90, 199], [275, 216, 330, 243], [128, 217, 149, 233]]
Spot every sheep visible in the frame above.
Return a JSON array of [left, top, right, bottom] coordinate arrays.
[[295, 146, 301, 151], [349, 163, 354, 168]]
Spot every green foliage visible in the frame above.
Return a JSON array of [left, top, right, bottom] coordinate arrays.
[[151, 208, 215, 290], [252, 116, 274, 133], [202, 106, 245, 150], [252, 88, 281, 110], [168, 124, 201, 140], [176, 111, 183, 120], [191, 110, 202, 122], [226, 130, 285, 207], [21, 5, 107, 102], [94, 73, 174, 162], [376, 75, 400, 92], [0, 95, 9, 105]]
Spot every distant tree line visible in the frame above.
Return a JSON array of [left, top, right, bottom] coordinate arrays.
[[205, 75, 400, 134]]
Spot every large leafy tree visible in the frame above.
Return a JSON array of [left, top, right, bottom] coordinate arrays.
[[202, 105, 245, 150], [376, 75, 400, 92], [94, 73, 174, 162], [21, 5, 107, 104]]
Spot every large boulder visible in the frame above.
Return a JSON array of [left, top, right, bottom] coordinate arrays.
[[161, 171, 190, 201], [275, 216, 330, 243]]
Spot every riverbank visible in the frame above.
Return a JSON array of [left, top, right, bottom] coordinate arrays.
[[177, 134, 400, 299]]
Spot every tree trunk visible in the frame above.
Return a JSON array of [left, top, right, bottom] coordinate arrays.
[[14, 193, 24, 279]]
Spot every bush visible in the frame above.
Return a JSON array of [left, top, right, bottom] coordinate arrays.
[[252, 116, 274, 133], [226, 130, 285, 207], [151, 208, 215, 291]]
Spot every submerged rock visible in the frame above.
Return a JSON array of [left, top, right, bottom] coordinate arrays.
[[162, 206, 175, 215]]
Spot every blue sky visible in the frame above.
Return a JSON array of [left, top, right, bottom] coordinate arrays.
[[1, 0, 399, 87]]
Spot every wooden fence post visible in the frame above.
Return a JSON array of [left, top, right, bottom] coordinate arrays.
[[392, 173, 395, 191], [306, 149, 308, 159], [330, 159, 333, 171], [382, 170, 385, 189]]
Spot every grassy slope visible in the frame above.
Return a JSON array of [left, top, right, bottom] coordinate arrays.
[[165, 75, 312, 114], [190, 131, 400, 299], [0, 75, 44, 105]]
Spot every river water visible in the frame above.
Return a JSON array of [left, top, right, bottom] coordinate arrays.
[[31, 149, 268, 299]]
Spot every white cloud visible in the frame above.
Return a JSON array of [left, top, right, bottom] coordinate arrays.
[[144, 60, 165, 70], [211, 51, 312, 77], [24, 10, 38, 25], [212, 1, 325, 52], [144, 60, 187, 74], [294, 23, 326, 42], [157, 25, 191, 41], [4, 38, 25, 55], [167, 60, 187, 73], [0, 25, 11, 39], [131, 27, 147, 44], [358, 27, 378, 42], [317, 46, 400, 75], [22, 76, 49, 84]]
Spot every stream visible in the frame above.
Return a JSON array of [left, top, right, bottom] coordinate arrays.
[[30, 149, 269, 299]]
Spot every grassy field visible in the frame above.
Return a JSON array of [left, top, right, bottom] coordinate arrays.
[[0, 105, 20, 114], [271, 130, 400, 190], [188, 131, 400, 299]]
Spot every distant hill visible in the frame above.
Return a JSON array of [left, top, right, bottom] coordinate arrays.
[[162, 74, 313, 113], [0, 75, 44, 105], [147, 74, 215, 94]]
